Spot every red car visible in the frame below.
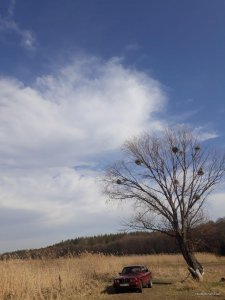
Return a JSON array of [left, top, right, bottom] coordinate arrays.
[[113, 265, 153, 293]]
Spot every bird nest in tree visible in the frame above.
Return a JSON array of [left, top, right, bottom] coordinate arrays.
[[194, 145, 201, 151], [135, 159, 142, 165], [197, 168, 204, 176], [172, 146, 179, 154], [174, 179, 179, 185], [194, 194, 200, 200]]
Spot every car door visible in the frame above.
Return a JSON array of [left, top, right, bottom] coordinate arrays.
[[141, 266, 149, 285]]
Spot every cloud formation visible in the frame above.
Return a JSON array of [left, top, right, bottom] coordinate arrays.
[[0, 0, 36, 50], [0, 57, 166, 252], [0, 56, 223, 252], [0, 57, 165, 168]]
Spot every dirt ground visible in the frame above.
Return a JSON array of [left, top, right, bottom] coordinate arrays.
[[95, 281, 225, 300]]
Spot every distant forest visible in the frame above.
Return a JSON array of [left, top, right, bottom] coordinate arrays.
[[1, 218, 225, 260]]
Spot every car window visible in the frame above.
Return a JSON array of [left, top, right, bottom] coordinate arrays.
[[121, 267, 131, 274], [132, 267, 141, 273], [122, 267, 141, 274], [140, 266, 149, 272]]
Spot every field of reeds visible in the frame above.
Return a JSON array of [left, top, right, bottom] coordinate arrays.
[[0, 253, 224, 300]]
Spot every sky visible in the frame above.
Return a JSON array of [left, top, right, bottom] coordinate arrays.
[[0, 0, 225, 253]]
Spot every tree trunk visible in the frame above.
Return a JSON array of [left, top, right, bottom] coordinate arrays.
[[177, 236, 204, 281]]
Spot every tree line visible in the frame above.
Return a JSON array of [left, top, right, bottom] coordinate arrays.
[[1, 218, 224, 260]]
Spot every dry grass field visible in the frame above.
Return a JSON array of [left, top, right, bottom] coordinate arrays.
[[0, 253, 224, 300]]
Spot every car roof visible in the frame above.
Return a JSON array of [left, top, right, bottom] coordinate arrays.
[[123, 265, 145, 268]]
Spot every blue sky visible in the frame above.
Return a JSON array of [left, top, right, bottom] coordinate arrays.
[[0, 0, 225, 252]]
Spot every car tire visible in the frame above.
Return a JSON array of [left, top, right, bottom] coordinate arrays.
[[147, 280, 153, 288], [114, 288, 120, 294], [138, 281, 143, 293]]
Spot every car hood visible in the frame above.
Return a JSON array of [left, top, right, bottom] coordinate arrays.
[[114, 273, 142, 280]]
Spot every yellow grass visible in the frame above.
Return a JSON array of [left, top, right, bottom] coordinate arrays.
[[0, 253, 224, 299]]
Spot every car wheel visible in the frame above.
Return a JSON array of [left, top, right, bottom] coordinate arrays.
[[138, 281, 143, 293], [148, 280, 153, 288], [114, 288, 120, 294]]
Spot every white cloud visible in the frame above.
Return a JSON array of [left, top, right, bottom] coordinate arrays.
[[0, 57, 165, 169], [0, 0, 36, 50], [207, 189, 225, 220], [8, 0, 16, 18], [193, 126, 219, 141], [0, 57, 166, 252], [0, 168, 105, 224], [125, 43, 141, 52], [0, 166, 133, 252]]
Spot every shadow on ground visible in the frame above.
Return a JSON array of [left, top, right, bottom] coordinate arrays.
[[102, 285, 116, 295], [102, 280, 173, 295]]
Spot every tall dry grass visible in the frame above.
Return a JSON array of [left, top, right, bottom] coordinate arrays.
[[0, 253, 224, 299]]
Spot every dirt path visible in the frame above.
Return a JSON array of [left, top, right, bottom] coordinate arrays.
[[95, 282, 225, 300]]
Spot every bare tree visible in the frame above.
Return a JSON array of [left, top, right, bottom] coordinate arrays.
[[103, 127, 225, 281]]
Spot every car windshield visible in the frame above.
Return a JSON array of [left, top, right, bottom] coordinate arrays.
[[121, 267, 142, 274]]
